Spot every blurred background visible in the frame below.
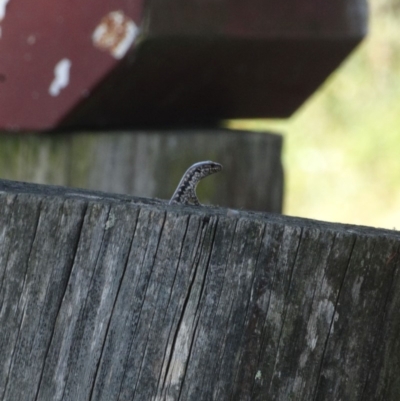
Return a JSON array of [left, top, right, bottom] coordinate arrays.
[[231, 0, 400, 230], [1, 0, 398, 230]]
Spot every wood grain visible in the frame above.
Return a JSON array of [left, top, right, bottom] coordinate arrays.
[[0, 179, 399, 400], [0, 129, 283, 213]]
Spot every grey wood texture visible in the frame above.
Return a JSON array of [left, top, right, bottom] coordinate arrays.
[[0, 179, 399, 401], [0, 129, 283, 213]]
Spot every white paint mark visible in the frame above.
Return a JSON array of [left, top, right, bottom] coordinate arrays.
[[0, 0, 10, 38], [27, 34, 36, 45], [255, 370, 262, 381], [0, 0, 10, 20], [49, 58, 71, 97], [92, 10, 138, 59]]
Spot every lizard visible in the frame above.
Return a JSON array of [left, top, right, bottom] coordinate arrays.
[[169, 161, 222, 205]]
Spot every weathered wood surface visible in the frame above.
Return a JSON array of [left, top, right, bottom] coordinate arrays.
[[0, 179, 399, 401], [0, 129, 283, 213]]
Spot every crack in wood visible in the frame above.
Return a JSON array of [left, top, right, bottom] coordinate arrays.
[[0, 184, 399, 401]]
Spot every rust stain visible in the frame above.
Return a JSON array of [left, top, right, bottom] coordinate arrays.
[[92, 10, 138, 59]]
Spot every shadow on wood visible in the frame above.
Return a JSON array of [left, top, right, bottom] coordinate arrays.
[[0, 179, 399, 401]]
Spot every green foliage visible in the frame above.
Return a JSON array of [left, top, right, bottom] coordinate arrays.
[[230, 0, 400, 229]]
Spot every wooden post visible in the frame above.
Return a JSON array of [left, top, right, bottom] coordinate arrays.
[[0, 129, 284, 213], [0, 180, 399, 401]]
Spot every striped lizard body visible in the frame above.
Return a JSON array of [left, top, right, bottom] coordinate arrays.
[[169, 161, 222, 205]]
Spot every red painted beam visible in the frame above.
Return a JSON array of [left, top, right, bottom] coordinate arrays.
[[0, 0, 367, 131], [0, 0, 143, 130]]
